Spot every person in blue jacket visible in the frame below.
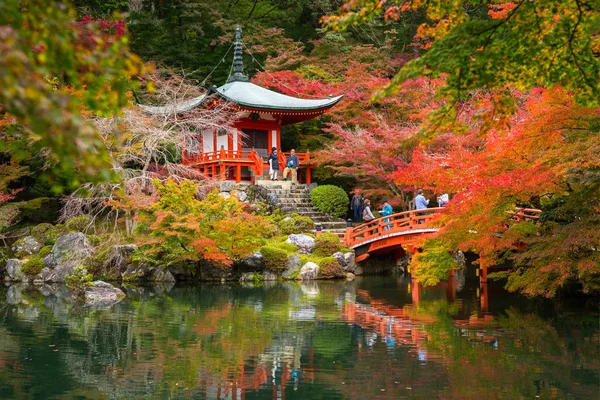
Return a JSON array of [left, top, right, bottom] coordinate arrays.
[[381, 200, 393, 230], [415, 188, 430, 223], [282, 149, 299, 184]]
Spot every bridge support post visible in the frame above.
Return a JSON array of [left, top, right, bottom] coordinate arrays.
[[344, 219, 353, 246]]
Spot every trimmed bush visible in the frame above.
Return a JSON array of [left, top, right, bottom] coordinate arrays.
[[317, 256, 344, 279], [21, 256, 44, 277], [278, 213, 314, 235], [38, 245, 53, 258], [274, 240, 299, 254], [310, 185, 349, 217], [65, 215, 92, 232], [260, 245, 288, 272], [314, 233, 343, 257]]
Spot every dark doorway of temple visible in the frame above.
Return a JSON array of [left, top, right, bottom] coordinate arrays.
[[242, 129, 269, 157]]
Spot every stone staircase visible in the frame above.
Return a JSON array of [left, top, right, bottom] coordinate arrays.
[[256, 181, 348, 235]]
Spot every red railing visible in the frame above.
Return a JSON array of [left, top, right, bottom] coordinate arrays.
[[184, 149, 264, 178], [510, 208, 542, 222], [344, 207, 543, 249], [345, 208, 444, 248], [277, 152, 312, 169]]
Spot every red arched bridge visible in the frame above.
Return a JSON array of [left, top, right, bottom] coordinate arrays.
[[340, 208, 542, 263]]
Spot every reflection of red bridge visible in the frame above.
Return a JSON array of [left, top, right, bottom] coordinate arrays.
[[342, 208, 542, 263], [344, 284, 500, 351]]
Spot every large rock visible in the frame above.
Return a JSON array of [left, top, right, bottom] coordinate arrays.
[[84, 281, 125, 308], [263, 271, 278, 281], [42, 233, 94, 283], [282, 254, 302, 279], [106, 244, 138, 274], [219, 181, 237, 193], [342, 252, 357, 273], [152, 268, 176, 282], [6, 259, 26, 282], [122, 264, 152, 282], [286, 234, 315, 255], [12, 236, 41, 257], [333, 252, 357, 273], [238, 252, 264, 271], [298, 262, 319, 280], [232, 189, 248, 202]]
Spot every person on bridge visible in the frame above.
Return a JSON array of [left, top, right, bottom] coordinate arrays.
[[437, 193, 449, 207], [283, 149, 299, 184], [351, 191, 364, 223], [381, 200, 393, 230], [362, 199, 375, 222], [415, 188, 429, 224], [267, 147, 279, 181]]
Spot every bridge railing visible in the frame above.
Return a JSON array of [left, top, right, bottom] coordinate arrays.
[[345, 208, 444, 247]]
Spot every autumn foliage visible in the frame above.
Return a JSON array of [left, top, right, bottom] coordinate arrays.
[[113, 179, 275, 270]]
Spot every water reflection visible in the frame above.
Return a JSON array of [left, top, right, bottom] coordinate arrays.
[[0, 276, 598, 399]]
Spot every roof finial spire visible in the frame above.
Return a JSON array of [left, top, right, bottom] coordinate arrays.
[[227, 25, 250, 83]]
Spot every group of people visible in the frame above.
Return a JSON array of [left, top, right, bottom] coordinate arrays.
[[267, 147, 299, 184], [350, 191, 392, 223], [350, 189, 449, 226]]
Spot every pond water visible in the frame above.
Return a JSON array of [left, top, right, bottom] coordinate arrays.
[[0, 275, 598, 399]]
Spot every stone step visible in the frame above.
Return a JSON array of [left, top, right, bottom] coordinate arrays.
[[274, 194, 310, 199], [277, 200, 312, 205], [281, 206, 314, 212], [314, 221, 348, 229]]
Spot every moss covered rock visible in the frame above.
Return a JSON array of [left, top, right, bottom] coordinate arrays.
[[317, 256, 345, 279], [21, 256, 45, 278], [314, 233, 343, 257], [278, 214, 314, 235], [12, 236, 41, 258], [260, 245, 289, 273], [65, 215, 92, 232]]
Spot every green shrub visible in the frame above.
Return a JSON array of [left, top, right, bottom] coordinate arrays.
[[260, 245, 289, 272], [273, 240, 299, 254], [66, 266, 94, 301], [31, 223, 55, 244], [317, 256, 344, 279], [65, 215, 92, 232], [21, 256, 45, 277], [310, 185, 349, 217], [314, 233, 343, 257], [38, 245, 53, 258], [277, 213, 314, 235]]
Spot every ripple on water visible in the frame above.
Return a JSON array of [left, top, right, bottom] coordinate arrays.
[[0, 277, 598, 399]]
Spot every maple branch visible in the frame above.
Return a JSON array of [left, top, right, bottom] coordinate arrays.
[[567, 0, 595, 95]]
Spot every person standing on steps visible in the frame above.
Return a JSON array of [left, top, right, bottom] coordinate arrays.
[[283, 149, 299, 184], [351, 190, 364, 223], [267, 147, 279, 180]]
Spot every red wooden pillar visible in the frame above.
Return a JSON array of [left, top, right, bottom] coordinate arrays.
[[411, 281, 421, 304], [305, 167, 311, 184], [236, 164, 241, 183], [220, 164, 226, 180], [480, 282, 489, 312]]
